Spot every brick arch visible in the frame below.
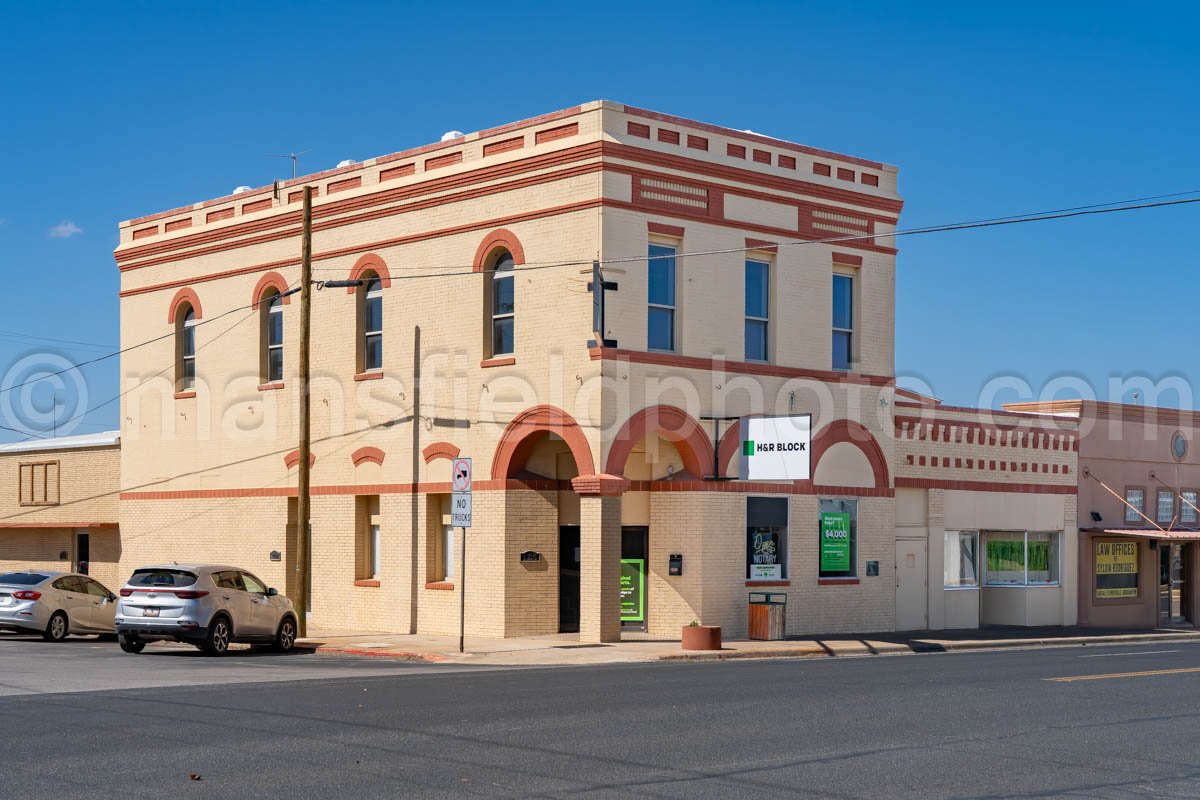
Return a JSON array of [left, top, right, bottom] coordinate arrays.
[[346, 253, 392, 294], [605, 405, 714, 480], [351, 446, 385, 467], [167, 288, 202, 324], [253, 271, 291, 305], [717, 418, 890, 489], [283, 450, 316, 469], [472, 228, 526, 273], [491, 404, 595, 480], [422, 441, 461, 464]]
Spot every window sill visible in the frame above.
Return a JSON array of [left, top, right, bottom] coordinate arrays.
[[746, 580, 790, 587], [817, 578, 860, 586], [353, 579, 380, 588], [424, 581, 454, 591], [173, 391, 197, 400], [257, 381, 285, 391], [944, 585, 980, 591], [354, 371, 384, 382], [480, 356, 516, 368]]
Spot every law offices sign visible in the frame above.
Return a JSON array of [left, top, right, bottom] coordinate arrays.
[[739, 415, 812, 481]]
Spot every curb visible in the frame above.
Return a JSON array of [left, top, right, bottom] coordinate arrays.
[[659, 632, 1200, 662], [311, 646, 450, 662]]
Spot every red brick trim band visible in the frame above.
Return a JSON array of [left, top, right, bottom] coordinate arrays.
[[167, 288, 202, 323], [647, 221, 685, 237], [283, 450, 316, 469], [895, 477, 1076, 494], [0, 522, 119, 529], [571, 474, 630, 497], [347, 254, 391, 293], [422, 442, 461, 464], [472, 228, 527, 273], [746, 580, 790, 587], [351, 447, 386, 467], [591, 348, 894, 387]]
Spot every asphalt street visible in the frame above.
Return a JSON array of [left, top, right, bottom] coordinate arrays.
[[1, 634, 1198, 799]]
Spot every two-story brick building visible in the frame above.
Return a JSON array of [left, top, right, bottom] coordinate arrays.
[[112, 100, 1079, 641]]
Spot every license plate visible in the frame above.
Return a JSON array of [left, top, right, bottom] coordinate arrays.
[[143, 608, 160, 617]]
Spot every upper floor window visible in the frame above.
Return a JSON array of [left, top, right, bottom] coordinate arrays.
[[177, 306, 197, 391], [832, 273, 853, 371], [19, 461, 60, 506], [261, 290, 284, 384], [1125, 488, 1145, 523], [1182, 491, 1198, 525], [648, 243, 676, 351], [1157, 490, 1175, 523], [359, 276, 383, 372], [488, 251, 515, 356], [745, 259, 769, 362]]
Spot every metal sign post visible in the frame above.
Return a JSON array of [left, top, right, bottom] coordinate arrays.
[[451, 458, 472, 653]]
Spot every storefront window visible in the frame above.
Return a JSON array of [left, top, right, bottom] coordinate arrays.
[[985, 531, 1060, 586], [943, 531, 978, 587], [746, 497, 788, 580], [1094, 540, 1138, 599], [818, 498, 857, 578]]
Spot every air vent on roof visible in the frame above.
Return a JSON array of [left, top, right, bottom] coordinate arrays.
[[336, 159, 357, 168], [233, 185, 253, 194], [441, 130, 464, 142]]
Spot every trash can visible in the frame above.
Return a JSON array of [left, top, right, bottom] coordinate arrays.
[[747, 592, 786, 640]]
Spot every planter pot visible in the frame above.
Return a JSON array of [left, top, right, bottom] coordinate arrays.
[[681, 625, 722, 651]]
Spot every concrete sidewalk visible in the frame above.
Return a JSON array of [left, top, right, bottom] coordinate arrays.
[[296, 625, 1200, 667]]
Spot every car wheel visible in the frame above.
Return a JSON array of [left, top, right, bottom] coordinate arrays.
[[43, 611, 68, 642], [274, 617, 297, 652], [118, 634, 146, 654], [202, 616, 231, 656]]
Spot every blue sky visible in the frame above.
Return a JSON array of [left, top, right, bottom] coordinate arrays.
[[0, 1, 1196, 439]]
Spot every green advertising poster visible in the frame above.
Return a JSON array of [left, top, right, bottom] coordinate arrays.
[[620, 558, 645, 622], [820, 512, 851, 572]]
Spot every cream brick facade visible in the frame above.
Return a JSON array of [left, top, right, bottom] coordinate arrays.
[[0, 432, 122, 591], [113, 100, 1076, 641]]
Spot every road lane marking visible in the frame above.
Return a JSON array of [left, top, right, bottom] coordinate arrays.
[[1078, 649, 1180, 658], [1046, 667, 1200, 682]]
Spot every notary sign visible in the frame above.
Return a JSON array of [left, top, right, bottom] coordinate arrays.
[[1095, 540, 1137, 598], [739, 415, 812, 480]]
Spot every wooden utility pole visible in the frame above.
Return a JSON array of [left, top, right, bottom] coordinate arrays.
[[295, 186, 313, 637]]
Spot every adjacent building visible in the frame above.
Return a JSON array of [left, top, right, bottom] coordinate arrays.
[[0, 432, 122, 589]]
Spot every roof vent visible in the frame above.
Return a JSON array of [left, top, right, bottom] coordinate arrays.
[[233, 185, 253, 194], [441, 130, 464, 142], [336, 159, 357, 168]]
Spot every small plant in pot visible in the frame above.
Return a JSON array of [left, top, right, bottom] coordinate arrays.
[[681, 619, 722, 651]]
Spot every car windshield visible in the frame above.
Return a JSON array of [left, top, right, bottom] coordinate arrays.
[[129, 569, 197, 588], [0, 573, 49, 586]]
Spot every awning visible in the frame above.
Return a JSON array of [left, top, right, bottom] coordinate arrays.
[[1084, 528, 1200, 541]]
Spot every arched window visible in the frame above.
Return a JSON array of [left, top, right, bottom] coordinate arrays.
[[359, 275, 383, 372], [260, 289, 284, 384], [487, 251, 515, 356], [177, 306, 197, 391]]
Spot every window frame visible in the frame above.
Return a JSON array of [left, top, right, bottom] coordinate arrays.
[[355, 495, 381, 582], [943, 530, 979, 589], [647, 241, 678, 353], [831, 271, 854, 371], [818, 497, 859, 580], [983, 530, 1061, 587], [18, 460, 60, 507], [260, 289, 284, 384], [1124, 486, 1146, 524], [486, 250, 515, 357], [1181, 490, 1198, 525], [1156, 489, 1176, 524], [744, 257, 770, 362], [177, 305, 198, 391], [358, 276, 383, 373], [746, 495, 789, 581]]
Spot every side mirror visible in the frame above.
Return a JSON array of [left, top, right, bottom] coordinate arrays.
[[108, 592, 117, 602], [267, 587, 278, 597]]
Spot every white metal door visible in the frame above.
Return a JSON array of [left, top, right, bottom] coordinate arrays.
[[895, 539, 928, 631]]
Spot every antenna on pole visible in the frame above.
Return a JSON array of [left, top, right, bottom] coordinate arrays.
[[266, 150, 310, 180]]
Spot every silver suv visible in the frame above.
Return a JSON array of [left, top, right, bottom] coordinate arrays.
[[115, 565, 298, 656]]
